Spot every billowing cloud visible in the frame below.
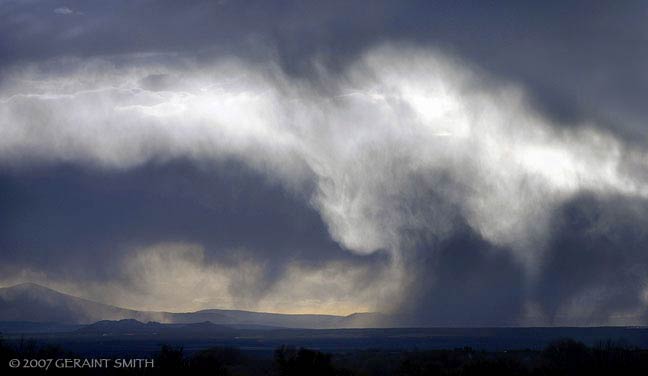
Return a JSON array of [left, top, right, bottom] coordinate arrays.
[[4, 242, 392, 315], [53, 7, 74, 15], [2, 47, 647, 263], [2, 2, 648, 325]]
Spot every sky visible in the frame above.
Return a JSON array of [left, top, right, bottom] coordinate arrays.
[[2, 0, 648, 326]]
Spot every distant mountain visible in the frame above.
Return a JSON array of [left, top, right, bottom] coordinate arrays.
[[75, 319, 165, 334], [0, 283, 388, 329], [0, 283, 159, 324], [167, 309, 351, 328], [76, 319, 238, 336]]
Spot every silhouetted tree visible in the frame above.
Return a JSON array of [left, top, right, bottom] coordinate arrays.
[[156, 344, 185, 375], [274, 346, 337, 376], [539, 339, 591, 375], [189, 347, 246, 376]]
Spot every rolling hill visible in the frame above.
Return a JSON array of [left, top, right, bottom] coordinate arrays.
[[0, 283, 386, 329]]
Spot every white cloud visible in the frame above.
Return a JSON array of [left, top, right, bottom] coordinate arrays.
[[2, 45, 648, 276], [53, 7, 74, 15], [1, 243, 398, 315]]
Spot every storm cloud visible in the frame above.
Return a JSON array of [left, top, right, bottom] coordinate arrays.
[[1, 0, 648, 325]]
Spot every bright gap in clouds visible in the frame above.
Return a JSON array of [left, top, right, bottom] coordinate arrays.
[[2, 45, 648, 316]]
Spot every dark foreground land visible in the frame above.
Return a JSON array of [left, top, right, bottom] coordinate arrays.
[[3, 325, 648, 374], [2, 338, 648, 375], [5, 323, 648, 355]]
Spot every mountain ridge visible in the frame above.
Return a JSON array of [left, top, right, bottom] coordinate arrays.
[[0, 283, 387, 328]]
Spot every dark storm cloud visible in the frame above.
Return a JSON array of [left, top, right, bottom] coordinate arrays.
[[534, 193, 648, 325], [2, 1, 647, 140], [2, 0, 648, 324], [399, 226, 527, 327], [395, 193, 648, 327], [0, 159, 388, 283]]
